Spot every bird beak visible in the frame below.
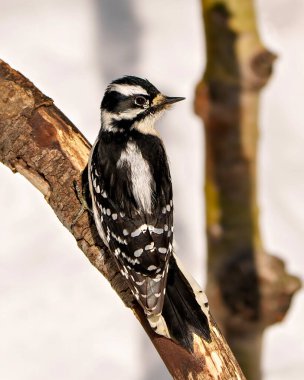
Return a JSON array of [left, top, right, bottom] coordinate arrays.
[[152, 94, 185, 109], [161, 96, 185, 105]]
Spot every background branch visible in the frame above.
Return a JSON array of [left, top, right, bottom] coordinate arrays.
[[194, 1, 301, 379], [0, 59, 245, 380]]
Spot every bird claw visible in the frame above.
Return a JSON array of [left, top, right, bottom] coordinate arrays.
[[71, 177, 93, 228]]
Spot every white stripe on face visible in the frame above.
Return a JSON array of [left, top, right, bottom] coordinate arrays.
[[108, 84, 149, 97], [116, 108, 143, 120], [101, 108, 143, 131]]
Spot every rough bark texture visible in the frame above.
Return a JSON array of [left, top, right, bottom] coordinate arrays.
[[194, 1, 301, 379], [0, 59, 247, 380]]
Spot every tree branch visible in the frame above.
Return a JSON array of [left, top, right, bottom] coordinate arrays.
[[0, 59, 245, 380]]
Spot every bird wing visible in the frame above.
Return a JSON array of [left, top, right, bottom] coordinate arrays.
[[89, 143, 173, 315]]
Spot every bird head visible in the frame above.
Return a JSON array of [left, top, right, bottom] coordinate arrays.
[[100, 76, 185, 135]]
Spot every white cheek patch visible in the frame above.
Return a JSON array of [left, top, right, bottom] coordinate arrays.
[[101, 108, 143, 128], [108, 83, 148, 97], [118, 108, 143, 120]]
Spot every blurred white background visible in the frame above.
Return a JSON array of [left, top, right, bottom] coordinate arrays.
[[0, 0, 303, 379]]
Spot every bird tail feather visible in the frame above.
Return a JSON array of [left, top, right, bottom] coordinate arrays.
[[147, 254, 211, 351]]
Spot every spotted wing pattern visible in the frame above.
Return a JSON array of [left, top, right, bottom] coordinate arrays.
[[88, 143, 173, 315]]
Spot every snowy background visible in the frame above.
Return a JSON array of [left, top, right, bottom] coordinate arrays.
[[0, 0, 303, 379]]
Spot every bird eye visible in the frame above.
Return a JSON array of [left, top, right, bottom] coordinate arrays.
[[134, 96, 147, 107]]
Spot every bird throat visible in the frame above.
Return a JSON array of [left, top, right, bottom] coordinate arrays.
[[132, 114, 161, 137]]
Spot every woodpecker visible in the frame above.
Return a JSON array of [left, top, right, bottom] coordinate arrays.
[[88, 76, 211, 349]]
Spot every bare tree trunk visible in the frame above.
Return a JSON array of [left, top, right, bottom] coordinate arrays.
[[0, 59, 247, 380], [194, 1, 301, 379]]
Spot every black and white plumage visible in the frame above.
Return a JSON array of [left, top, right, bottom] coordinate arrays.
[[88, 76, 211, 348]]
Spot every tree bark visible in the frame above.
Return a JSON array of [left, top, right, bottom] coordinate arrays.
[[194, 1, 301, 379], [0, 59, 246, 380]]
